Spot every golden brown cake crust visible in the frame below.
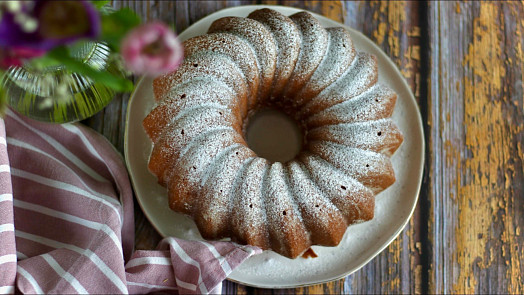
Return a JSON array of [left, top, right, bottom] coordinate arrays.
[[208, 16, 277, 103], [144, 8, 404, 259], [248, 8, 301, 99], [183, 33, 260, 109], [284, 11, 328, 100]]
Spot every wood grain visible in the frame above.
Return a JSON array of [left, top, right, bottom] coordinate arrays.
[[339, 2, 425, 294], [427, 1, 523, 294], [80, 1, 524, 294]]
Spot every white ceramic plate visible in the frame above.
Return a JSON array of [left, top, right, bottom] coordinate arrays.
[[124, 5, 424, 289]]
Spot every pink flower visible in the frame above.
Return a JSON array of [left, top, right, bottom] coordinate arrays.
[[121, 22, 183, 76], [0, 46, 46, 69]]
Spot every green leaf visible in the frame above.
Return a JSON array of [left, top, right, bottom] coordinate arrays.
[[91, 0, 111, 10], [100, 8, 141, 51], [27, 56, 63, 70], [47, 47, 134, 92]]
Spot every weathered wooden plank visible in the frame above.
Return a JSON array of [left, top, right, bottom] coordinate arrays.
[[272, 0, 345, 22], [427, 1, 524, 293], [330, 2, 426, 294], [244, 282, 344, 295], [175, 0, 255, 34]]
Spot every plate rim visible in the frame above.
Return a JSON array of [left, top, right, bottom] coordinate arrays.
[[124, 4, 425, 289]]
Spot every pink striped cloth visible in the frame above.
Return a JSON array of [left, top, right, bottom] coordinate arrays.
[[0, 109, 260, 294]]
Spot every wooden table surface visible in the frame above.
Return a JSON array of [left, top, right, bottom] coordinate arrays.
[[84, 1, 523, 294]]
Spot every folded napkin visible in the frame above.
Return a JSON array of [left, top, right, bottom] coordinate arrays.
[[0, 109, 260, 294]]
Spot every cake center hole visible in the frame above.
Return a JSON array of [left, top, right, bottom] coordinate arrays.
[[245, 108, 303, 163]]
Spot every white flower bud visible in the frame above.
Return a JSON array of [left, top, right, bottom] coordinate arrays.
[[55, 84, 68, 97], [21, 17, 38, 33], [42, 76, 56, 88], [5, 1, 22, 13], [38, 97, 53, 110]]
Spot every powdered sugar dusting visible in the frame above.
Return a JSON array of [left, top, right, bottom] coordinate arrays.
[[144, 78, 239, 141], [308, 118, 403, 156], [248, 8, 301, 98], [144, 8, 404, 258], [230, 157, 272, 248], [295, 27, 356, 106], [184, 33, 260, 107], [262, 162, 311, 257], [307, 141, 395, 193], [301, 52, 378, 117], [283, 12, 329, 99], [148, 107, 234, 184], [286, 161, 348, 246], [208, 16, 277, 101], [158, 77, 231, 104], [306, 84, 396, 128], [299, 153, 375, 221], [159, 126, 235, 183], [159, 106, 236, 155], [157, 52, 248, 105], [167, 129, 243, 212], [147, 90, 241, 141], [195, 145, 256, 239]]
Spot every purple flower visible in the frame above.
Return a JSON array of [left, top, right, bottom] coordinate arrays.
[[121, 22, 183, 76], [0, 0, 101, 51]]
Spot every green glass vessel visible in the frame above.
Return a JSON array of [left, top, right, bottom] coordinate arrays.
[[1, 42, 124, 123]]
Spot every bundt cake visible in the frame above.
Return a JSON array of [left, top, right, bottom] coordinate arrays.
[[143, 8, 404, 259]]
